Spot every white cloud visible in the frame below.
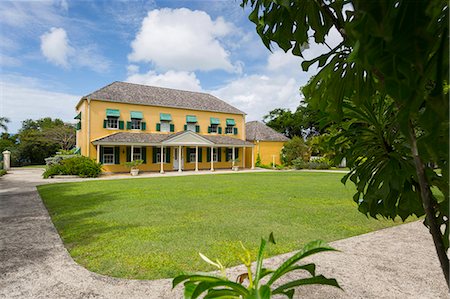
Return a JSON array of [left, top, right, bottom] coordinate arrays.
[[267, 49, 302, 72], [0, 54, 21, 67], [0, 79, 79, 133], [127, 70, 202, 92], [39, 27, 110, 72], [40, 27, 72, 67], [128, 8, 236, 72], [211, 74, 301, 122]]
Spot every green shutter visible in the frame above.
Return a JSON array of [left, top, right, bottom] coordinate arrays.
[[198, 148, 202, 162], [233, 127, 238, 135], [225, 148, 230, 162], [186, 147, 191, 163], [99, 146, 104, 163], [218, 127, 222, 134], [106, 109, 120, 117], [235, 148, 239, 159], [142, 146, 147, 163], [76, 122, 81, 130], [126, 146, 131, 162], [152, 147, 157, 163], [195, 125, 200, 133], [156, 123, 161, 131], [217, 148, 222, 162], [166, 147, 171, 162], [170, 124, 175, 132], [114, 146, 120, 164], [208, 126, 211, 133], [184, 124, 187, 131], [103, 119, 107, 128], [141, 122, 146, 130], [119, 121, 124, 130], [207, 147, 211, 162], [126, 121, 132, 130], [130, 111, 143, 119]]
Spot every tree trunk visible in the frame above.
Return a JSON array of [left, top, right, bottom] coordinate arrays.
[[408, 122, 449, 288]]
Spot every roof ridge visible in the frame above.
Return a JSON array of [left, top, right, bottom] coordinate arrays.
[[118, 81, 215, 97]]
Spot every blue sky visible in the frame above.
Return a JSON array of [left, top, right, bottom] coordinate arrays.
[[0, 0, 341, 133]]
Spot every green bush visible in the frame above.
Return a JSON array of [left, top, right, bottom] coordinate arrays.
[[43, 156, 102, 178], [0, 169, 7, 176], [292, 158, 330, 170]]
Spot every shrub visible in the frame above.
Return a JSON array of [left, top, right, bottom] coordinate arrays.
[[255, 153, 262, 167], [173, 233, 340, 298], [43, 156, 102, 178], [292, 157, 331, 170], [0, 169, 6, 176], [124, 159, 144, 169]]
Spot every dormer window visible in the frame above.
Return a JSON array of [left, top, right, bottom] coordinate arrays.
[[208, 117, 222, 134], [157, 113, 174, 132], [225, 118, 238, 135], [185, 115, 199, 132], [103, 109, 123, 129]]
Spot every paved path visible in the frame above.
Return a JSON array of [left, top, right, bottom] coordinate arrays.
[[0, 168, 447, 298]]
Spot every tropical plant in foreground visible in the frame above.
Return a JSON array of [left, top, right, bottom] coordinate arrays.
[[173, 234, 340, 298]]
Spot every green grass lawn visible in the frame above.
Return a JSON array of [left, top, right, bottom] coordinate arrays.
[[38, 172, 413, 280]]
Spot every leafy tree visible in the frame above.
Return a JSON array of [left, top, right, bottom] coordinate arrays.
[[242, 0, 449, 284], [0, 117, 10, 132], [281, 136, 309, 165], [17, 118, 76, 164], [263, 104, 323, 138]]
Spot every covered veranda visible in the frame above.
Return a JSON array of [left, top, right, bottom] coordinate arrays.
[[91, 131, 255, 173]]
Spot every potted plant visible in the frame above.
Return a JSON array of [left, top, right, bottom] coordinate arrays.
[[231, 158, 240, 171], [125, 159, 143, 176]]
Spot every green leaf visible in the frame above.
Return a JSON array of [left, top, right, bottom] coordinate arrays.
[[272, 275, 341, 294]]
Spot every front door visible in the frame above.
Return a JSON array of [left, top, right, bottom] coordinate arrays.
[[173, 147, 184, 170]]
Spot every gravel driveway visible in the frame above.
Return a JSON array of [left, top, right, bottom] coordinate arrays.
[[0, 168, 447, 298]]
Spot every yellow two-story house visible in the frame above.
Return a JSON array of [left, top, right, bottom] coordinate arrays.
[[74, 81, 256, 173]]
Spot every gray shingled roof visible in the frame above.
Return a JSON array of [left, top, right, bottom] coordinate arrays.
[[93, 132, 253, 146], [245, 121, 290, 142], [79, 81, 245, 115]]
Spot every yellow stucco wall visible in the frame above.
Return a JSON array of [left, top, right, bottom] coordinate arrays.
[[245, 141, 285, 167], [75, 99, 248, 172]]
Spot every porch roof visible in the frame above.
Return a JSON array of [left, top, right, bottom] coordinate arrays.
[[92, 132, 253, 147]]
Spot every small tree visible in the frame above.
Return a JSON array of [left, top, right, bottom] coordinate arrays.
[[281, 136, 309, 165]]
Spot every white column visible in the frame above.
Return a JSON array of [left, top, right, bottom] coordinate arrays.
[[251, 147, 255, 169], [178, 145, 182, 172], [195, 146, 199, 172], [210, 146, 214, 171], [2, 150, 11, 170], [131, 145, 134, 161], [243, 146, 246, 169], [160, 145, 164, 174], [232, 146, 235, 168], [96, 144, 100, 163]]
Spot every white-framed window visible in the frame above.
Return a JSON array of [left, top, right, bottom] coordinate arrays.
[[189, 152, 196, 162], [106, 116, 119, 129], [225, 126, 233, 134], [161, 121, 170, 132], [103, 147, 114, 164], [132, 147, 141, 161], [156, 150, 167, 163], [187, 123, 196, 132], [213, 148, 218, 162], [210, 124, 218, 133], [131, 118, 141, 130]]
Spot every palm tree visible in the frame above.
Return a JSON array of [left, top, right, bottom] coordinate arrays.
[[0, 117, 10, 132]]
